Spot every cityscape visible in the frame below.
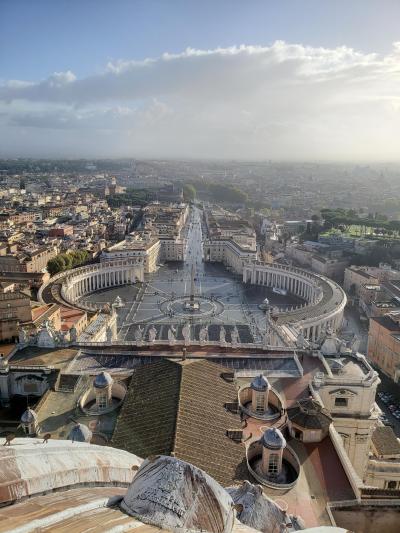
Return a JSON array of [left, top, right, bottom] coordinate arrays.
[[0, 2, 400, 533]]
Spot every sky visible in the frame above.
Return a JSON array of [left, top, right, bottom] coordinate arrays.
[[1, 0, 400, 161]]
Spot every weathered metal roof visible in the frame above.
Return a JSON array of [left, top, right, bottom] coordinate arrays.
[[0, 438, 142, 506], [250, 374, 270, 392], [0, 485, 261, 533], [20, 407, 38, 424], [93, 370, 113, 388], [261, 428, 286, 450]]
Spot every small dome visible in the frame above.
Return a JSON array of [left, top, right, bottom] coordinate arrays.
[[21, 408, 38, 424], [262, 428, 286, 450], [250, 374, 270, 392], [93, 371, 113, 389], [68, 423, 92, 443], [121, 455, 235, 533]]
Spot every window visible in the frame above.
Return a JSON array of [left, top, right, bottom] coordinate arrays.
[[387, 480, 397, 490], [335, 397, 348, 407], [268, 453, 279, 475], [256, 393, 265, 413], [97, 393, 107, 410]]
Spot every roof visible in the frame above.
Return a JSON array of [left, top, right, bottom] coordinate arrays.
[[262, 428, 286, 449], [8, 346, 78, 368], [370, 315, 400, 332], [112, 359, 247, 486], [0, 438, 141, 506], [287, 399, 332, 430], [0, 482, 260, 533], [250, 374, 270, 392], [371, 426, 400, 456], [20, 407, 38, 424], [94, 370, 113, 388]]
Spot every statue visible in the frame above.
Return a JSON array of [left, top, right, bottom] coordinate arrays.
[[296, 331, 306, 349], [18, 328, 28, 345], [148, 325, 157, 343], [350, 335, 360, 354], [168, 325, 176, 344], [134, 325, 143, 344], [263, 328, 272, 347], [219, 326, 226, 345], [70, 326, 77, 343], [199, 325, 208, 345], [231, 326, 239, 347], [182, 322, 191, 345]]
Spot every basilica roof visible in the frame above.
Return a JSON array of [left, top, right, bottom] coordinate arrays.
[[112, 358, 247, 486], [0, 438, 141, 507]]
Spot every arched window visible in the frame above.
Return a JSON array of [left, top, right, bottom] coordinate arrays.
[[387, 480, 397, 490]]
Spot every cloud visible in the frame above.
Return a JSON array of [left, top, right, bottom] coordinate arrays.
[[0, 41, 399, 159]]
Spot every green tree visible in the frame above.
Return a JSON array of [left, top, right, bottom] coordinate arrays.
[[183, 183, 196, 202]]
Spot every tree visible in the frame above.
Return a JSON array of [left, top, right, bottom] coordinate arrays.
[[47, 250, 90, 275], [183, 183, 196, 202]]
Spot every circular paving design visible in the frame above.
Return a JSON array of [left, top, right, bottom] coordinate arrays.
[[159, 295, 224, 320]]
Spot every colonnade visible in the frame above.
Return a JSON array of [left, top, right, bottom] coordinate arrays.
[[243, 266, 319, 304], [61, 261, 144, 305], [243, 262, 346, 342]]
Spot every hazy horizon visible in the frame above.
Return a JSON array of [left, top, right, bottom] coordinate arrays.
[[1, 1, 400, 161]]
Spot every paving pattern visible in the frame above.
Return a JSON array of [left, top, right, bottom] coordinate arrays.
[[83, 206, 302, 344]]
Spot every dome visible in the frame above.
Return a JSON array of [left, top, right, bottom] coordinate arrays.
[[93, 371, 113, 389], [250, 374, 270, 392], [20, 408, 38, 425], [121, 455, 235, 533], [287, 399, 332, 431], [262, 428, 286, 450], [68, 423, 92, 443]]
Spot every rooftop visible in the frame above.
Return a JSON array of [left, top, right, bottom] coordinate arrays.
[[8, 346, 78, 369], [287, 398, 332, 430], [112, 358, 247, 487], [371, 426, 400, 457]]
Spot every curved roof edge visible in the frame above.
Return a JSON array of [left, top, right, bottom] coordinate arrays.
[[0, 438, 142, 506]]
